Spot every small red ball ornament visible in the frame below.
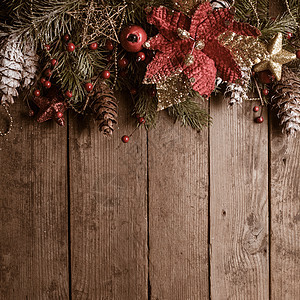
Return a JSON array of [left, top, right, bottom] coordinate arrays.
[[262, 89, 269, 96], [85, 83, 93, 92], [287, 32, 293, 39], [44, 81, 52, 88], [253, 106, 260, 112], [136, 52, 146, 62], [101, 70, 111, 79], [44, 68, 52, 77], [122, 135, 130, 143], [120, 25, 147, 53], [255, 116, 264, 123], [40, 77, 46, 84], [89, 42, 98, 50], [138, 117, 146, 124], [258, 70, 274, 84], [51, 59, 57, 67], [34, 89, 41, 97], [45, 44, 50, 51], [118, 58, 129, 69], [63, 34, 70, 42], [105, 40, 114, 51], [28, 109, 35, 117], [296, 50, 300, 59], [130, 88, 137, 95], [67, 42, 76, 52], [65, 91, 72, 98], [56, 112, 63, 118]]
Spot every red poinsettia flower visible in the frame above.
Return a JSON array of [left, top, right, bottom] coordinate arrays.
[[143, 3, 260, 97]]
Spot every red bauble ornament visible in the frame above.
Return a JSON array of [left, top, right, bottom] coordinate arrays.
[[122, 135, 130, 143], [287, 32, 293, 39], [89, 42, 98, 50], [118, 58, 129, 69], [65, 91, 72, 98], [44, 68, 52, 77], [56, 112, 63, 118], [296, 50, 300, 59], [44, 81, 52, 89], [85, 83, 93, 92], [136, 52, 146, 62], [101, 70, 111, 79], [262, 88, 269, 96], [51, 59, 57, 67], [258, 70, 274, 84], [105, 40, 114, 51], [67, 42, 76, 52], [255, 116, 264, 123], [120, 25, 147, 53], [34, 89, 41, 97], [28, 109, 35, 117], [40, 77, 46, 84], [44, 44, 50, 51], [63, 34, 70, 42], [130, 88, 137, 95], [138, 117, 146, 124], [253, 106, 260, 112]]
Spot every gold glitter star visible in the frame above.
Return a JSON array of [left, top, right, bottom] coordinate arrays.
[[253, 33, 297, 81]]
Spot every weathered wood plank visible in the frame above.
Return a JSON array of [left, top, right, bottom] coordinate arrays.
[[0, 101, 69, 299], [69, 94, 148, 299], [210, 97, 269, 299], [270, 116, 300, 300], [148, 111, 209, 299]]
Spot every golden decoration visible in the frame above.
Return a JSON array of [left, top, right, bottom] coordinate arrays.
[[184, 53, 195, 66], [253, 33, 297, 81], [177, 28, 191, 40], [156, 71, 191, 111], [173, 0, 205, 15], [195, 39, 205, 50]]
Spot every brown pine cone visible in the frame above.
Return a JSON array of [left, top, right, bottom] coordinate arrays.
[[90, 80, 118, 136]]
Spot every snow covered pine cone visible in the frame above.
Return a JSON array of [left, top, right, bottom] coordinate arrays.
[[0, 36, 38, 105], [272, 67, 300, 137], [210, 0, 231, 9]]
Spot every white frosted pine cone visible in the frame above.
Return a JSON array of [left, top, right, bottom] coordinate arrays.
[[210, 0, 231, 9]]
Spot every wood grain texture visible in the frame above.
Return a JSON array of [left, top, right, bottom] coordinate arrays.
[[69, 94, 148, 299], [0, 101, 69, 299], [210, 97, 269, 299], [148, 111, 209, 300], [270, 116, 300, 300]]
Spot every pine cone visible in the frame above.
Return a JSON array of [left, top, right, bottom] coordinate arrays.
[[0, 36, 24, 105], [225, 67, 251, 105], [272, 67, 300, 137], [90, 80, 118, 136]]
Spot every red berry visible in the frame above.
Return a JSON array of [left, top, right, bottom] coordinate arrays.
[[262, 89, 269, 96], [85, 83, 93, 92], [105, 40, 114, 51], [258, 70, 274, 84], [28, 109, 35, 117], [138, 117, 145, 124], [120, 25, 148, 53], [67, 42, 76, 52], [296, 50, 300, 59], [253, 106, 260, 112], [57, 112, 63, 118], [255, 116, 264, 123], [130, 88, 137, 95], [40, 77, 46, 84], [34, 89, 41, 97], [122, 135, 130, 143], [252, 71, 256, 77], [101, 70, 111, 79], [287, 32, 293, 39], [63, 34, 70, 42], [44, 81, 51, 88], [44, 44, 50, 51], [118, 58, 129, 69], [136, 52, 146, 62], [65, 91, 72, 98], [44, 68, 52, 77], [89, 42, 98, 50], [51, 59, 57, 67]]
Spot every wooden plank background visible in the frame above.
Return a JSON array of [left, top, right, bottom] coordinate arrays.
[[0, 2, 299, 299]]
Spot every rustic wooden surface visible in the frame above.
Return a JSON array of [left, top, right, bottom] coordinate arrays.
[[1, 3, 300, 299]]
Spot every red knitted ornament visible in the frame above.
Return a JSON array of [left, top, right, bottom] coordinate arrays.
[[143, 3, 260, 97]]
